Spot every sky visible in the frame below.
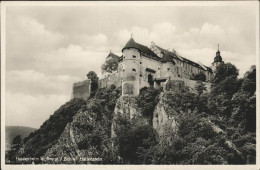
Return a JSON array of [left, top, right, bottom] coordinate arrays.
[[4, 2, 257, 128]]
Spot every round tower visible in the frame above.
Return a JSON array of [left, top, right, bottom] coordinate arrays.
[[121, 37, 141, 96], [212, 44, 224, 72]]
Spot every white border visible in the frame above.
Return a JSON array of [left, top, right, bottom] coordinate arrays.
[[1, 1, 259, 170]]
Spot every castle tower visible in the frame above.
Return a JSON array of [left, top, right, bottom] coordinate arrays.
[[121, 37, 141, 96], [212, 44, 224, 72]]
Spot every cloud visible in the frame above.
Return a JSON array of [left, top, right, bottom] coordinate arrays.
[[6, 15, 66, 70], [6, 69, 80, 95], [6, 92, 69, 128], [82, 33, 108, 46], [35, 44, 106, 77]]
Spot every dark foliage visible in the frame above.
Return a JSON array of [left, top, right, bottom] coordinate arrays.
[[87, 71, 99, 97], [115, 116, 158, 164], [7, 135, 23, 163]]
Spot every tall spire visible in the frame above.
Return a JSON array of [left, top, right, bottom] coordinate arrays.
[[213, 43, 222, 63]]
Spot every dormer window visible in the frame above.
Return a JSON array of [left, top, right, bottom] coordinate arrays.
[[133, 55, 136, 58]]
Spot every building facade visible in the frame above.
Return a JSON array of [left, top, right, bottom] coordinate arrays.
[[72, 37, 224, 99], [102, 37, 223, 96]]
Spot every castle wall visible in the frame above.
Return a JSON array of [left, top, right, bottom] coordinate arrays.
[[161, 62, 178, 79], [72, 80, 91, 101], [99, 72, 122, 88]]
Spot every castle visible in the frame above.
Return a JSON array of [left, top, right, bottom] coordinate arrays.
[[72, 37, 224, 100]]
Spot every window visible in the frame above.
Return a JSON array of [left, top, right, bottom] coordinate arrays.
[[140, 62, 142, 64], [133, 55, 136, 58], [123, 69, 125, 72], [158, 68, 160, 70], [140, 74, 142, 77], [132, 69, 136, 72], [167, 68, 170, 71]]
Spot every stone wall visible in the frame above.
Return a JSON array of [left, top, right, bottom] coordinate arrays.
[[72, 80, 90, 101], [165, 77, 211, 93], [99, 72, 122, 88]]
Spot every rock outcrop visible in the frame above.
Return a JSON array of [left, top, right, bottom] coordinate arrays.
[[111, 96, 141, 138], [153, 93, 179, 138]]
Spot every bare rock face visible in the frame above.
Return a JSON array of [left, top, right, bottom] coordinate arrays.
[[153, 93, 179, 139], [111, 96, 141, 137]]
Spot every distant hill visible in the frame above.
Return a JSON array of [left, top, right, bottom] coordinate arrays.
[[5, 126, 36, 151]]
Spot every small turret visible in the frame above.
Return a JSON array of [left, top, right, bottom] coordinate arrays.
[[212, 44, 224, 72], [213, 44, 223, 63]]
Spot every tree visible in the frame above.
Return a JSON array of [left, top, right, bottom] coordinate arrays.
[[194, 81, 207, 96], [191, 72, 206, 82], [101, 58, 119, 73], [212, 62, 239, 84], [241, 65, 256, 95], [8, 135, 22, 163], [87, 71, 99, 96], [115, 117, 158, 164], [231, 65, 256, 132], [208, 63, 241, 117]]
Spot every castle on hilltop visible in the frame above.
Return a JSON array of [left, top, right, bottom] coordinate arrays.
[[72, 37, 224, 100]]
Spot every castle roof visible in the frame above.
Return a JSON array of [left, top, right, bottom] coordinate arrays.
[[122, 37, 161, 61], [122, 37, 139, 51], [155, 45, 212, 72], [121, 37, 212, 73]]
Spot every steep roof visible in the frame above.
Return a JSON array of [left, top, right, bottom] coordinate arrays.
[[161, 51, 176, 64], [107, 52, 120, 60], [122, 38, 161, 61], [122, 37, 139, 51], [136, 42, 161, 61], [156, 45, 208, 71]]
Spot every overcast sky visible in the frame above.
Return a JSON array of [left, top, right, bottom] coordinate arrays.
[[4, 2, 257, 128]]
